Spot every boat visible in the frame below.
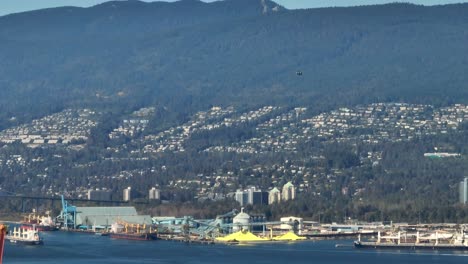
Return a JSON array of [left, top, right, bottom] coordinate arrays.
[[20, 223, 57, 232], [354, 230, 468, 250], [109, 222, 157, 241], [20, 211, 58, 231], [5, 227, 43, 245]]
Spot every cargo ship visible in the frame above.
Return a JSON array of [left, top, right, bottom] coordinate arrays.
[[109, 222, 157, 241], [5, 227, 43, 245], [20, 223, 57, 232], [20, 211, 58, 231], [354, 230, 468, 250]]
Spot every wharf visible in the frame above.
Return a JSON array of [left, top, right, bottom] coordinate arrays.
[[304, 231, 377, 239], [354, 241, 468, 250]]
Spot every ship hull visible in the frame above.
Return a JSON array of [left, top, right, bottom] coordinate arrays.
[[354, 241, 468, 250], [7, 238, 43, 245], [110, 233, 157, 241], [20, 224, 57, 232]]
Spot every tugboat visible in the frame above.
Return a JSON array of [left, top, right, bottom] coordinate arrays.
[[5, 227, 43, 245]]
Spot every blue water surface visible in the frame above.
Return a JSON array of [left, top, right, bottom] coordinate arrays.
[[3, 232, 468, 264]]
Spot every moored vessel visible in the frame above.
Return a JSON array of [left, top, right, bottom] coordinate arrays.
[[109, 222, 157, 241], [21, 211, 58, 231], [5, 227, 43, 245], [20, 223, 57, 232], [354, 230, 468, 250]]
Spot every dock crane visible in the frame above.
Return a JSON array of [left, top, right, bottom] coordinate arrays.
[[57, 195, 77, 229]]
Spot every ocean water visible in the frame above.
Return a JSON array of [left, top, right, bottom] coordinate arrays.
[[3, 232, 468, 264]]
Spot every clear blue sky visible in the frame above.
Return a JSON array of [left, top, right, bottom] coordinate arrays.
[[0, 0, 467, 16]]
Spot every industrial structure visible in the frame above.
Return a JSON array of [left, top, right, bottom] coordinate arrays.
[[153, 208, 269, 239], [57, 195, 152, 230], [280, 216, 303, 233], [232, 208, 251, 232]]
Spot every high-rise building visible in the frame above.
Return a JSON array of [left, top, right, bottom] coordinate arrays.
[[460, 177, 468, 204], [247, 187, 268, 205], [235, 187, 267, 206], [149, 187, 160, 200], [235, 189, 249, 206], [282, 182, 296, 201], [123, 187, 132, 202], [268, 187, 281, 204]]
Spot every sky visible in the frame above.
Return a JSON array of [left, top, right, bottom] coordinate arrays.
[[1, 0, 468, 16]]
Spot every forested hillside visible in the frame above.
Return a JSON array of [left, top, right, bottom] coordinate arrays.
[[0, 0, 468, 222]]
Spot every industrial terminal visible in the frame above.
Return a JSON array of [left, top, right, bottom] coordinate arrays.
[[1, 180, 468, 249]]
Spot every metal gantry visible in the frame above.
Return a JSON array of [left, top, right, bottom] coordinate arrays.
[[57, 195, 77, 229]]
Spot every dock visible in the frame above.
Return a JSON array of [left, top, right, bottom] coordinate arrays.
[[354, 241, 468, 250], [304, 231, 377, 239], [354, 230, 468, 250]]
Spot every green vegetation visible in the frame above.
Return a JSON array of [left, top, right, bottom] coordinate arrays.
[[0, 1, 467, 222]]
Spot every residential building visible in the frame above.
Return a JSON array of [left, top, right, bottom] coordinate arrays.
[[268, 187, 281, 204], [87, 189, 112, 201], [247, 187, 268, 205], [460, 177, 468, 204], [149, 187, 160, 200], [123, 187, 132, 202], [235, 189, 249, 206]]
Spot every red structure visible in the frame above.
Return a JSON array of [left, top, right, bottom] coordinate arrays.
[[0, 224, 6, 264]]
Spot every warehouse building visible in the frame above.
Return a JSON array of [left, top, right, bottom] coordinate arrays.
[[59, 197, 152, 229], [73, 207, 152, 229]]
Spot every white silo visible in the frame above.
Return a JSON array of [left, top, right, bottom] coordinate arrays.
[[232, 208, 251, 232]]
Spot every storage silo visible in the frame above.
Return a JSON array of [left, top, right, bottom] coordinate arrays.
[[232, 208, 250, 232]]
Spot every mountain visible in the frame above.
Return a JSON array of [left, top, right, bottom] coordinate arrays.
[[1, 1, 468, 221], [0, 0, 467, 128]]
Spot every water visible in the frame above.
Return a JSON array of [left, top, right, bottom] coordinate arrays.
[[3, 232, 468, 264]]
